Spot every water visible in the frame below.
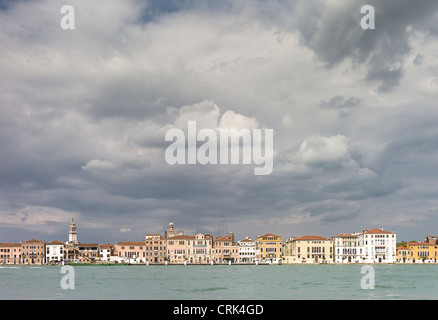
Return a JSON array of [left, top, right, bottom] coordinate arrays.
[[0, 264, 437, 300]]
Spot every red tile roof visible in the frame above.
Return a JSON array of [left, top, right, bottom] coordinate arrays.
[[258, 233, 281, 238], [116, 241, 145, 246], [333, 233, 357, 238], [23, 239, 44, 243], [408, 242, 433, 246], [362, 228, 394, 234], [99, 244, 114, 249], [294, 235, 329, 241], [215, 236, 233, 241], [166, 235, 196, 240], [0, 243, 22, 246], [47, 241, 65, 245]]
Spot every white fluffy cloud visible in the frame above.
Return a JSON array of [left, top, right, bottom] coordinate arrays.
[[292, 134, 351, 166]]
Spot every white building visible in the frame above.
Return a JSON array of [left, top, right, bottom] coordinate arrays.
[[357, 228, 396, 263], [46, 241, 65, 264], [333, 233, 360, 263], [238, 237, 256, 263], [99, 244, 114, 262], [189, 233, 213, 264]]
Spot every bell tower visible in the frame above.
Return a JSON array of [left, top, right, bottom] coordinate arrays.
[[68, 218, 78, 244], [168, 220, 174, 238]]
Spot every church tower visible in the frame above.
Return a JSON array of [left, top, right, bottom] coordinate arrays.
[[68, 218, 78, 244], [168, 220, 174, 238]]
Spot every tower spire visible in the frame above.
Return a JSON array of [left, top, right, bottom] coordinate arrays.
[[68, 218, 78, 244], [168, 219, 174, 238]]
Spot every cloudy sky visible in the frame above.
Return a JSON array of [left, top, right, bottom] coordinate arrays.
[[1, 0, 438, 244]]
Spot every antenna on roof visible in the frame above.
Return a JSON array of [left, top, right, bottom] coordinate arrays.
[[216, 206, 228, 239]]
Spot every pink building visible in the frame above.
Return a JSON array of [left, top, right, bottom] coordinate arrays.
[[212, 232, 239, 263], [0, 243, 21, 264], [166, 235, 194, 264], [21, 239, 45, 265], [115, 241, 146, 263]]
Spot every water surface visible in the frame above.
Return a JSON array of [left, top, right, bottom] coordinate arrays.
[[1, 264, 437, 300]]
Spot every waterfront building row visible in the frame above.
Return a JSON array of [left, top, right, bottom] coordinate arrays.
[[283, 228, 398, 264], [396, 241, 438, 264], [0, 239, 113, 265], [1, 219, 437, 265]]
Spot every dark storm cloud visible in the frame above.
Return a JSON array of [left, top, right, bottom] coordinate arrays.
[[137, 0, 229, 22], [290, 0, 438, 92], [0, 0, 32, 10], [319, 95, 361, 118]]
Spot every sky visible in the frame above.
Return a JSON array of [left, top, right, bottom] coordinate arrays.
[[1, 0, 438, 245]]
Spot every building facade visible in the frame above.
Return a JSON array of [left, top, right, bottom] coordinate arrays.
[[0, 243, 21, 264], [407, 242, 438, 263], [21, 239, 45, 265], [238, 237, 256, 263], [187, 233, 213, 264], [425, 236, 438, 245], [333, 233, 360, 263], [115, 241, 146, 263], [145, 234, 167, 264], [283, 235, 333, 264], [46, 241, 65, 264], [99, 244, 115, 262], [257, 233, 282, 263], [396, 245, 411, 263], [357, 228, 396, 263], [166, 234, 194, 264], [78, 243, 100, 263], [212, 233, 239, 263]]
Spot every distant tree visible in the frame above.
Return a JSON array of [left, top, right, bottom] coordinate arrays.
[[397, 241, 407, 247]]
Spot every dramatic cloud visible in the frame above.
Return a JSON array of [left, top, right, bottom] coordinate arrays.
[[0, 0, 437, 244]]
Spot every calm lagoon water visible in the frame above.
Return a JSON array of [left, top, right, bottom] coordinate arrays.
[[0, 264, 437, 300]]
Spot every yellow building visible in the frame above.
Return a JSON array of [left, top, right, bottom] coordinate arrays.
[[396, 246, 411, 263], [257, 233, 282, 263], [406, 242, 438, 263], [283, 235, 333, 264]]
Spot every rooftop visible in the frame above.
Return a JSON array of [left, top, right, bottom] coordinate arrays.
[[362, 228, 394, 234], [258, 233, 281, 239], [294, 235, 330, 241], [333, 233, 357, 238]]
